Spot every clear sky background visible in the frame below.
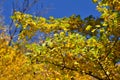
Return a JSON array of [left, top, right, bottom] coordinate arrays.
[[1, 0, 100, 25]]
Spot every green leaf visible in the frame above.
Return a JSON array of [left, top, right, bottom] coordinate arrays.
[[46, 37, 51, 41]]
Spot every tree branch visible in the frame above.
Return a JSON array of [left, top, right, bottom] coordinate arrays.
[[39, 60, 103, 80]]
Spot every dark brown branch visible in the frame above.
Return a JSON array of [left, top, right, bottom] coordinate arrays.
[[97, 60, 110, 80], [22, 0, 39, 13], [39, 60, 103, 80], [103, 36, 119, 60], [8, 0, 40, 46]]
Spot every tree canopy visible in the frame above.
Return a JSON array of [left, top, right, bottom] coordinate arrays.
[[0, 0, 120, 80]]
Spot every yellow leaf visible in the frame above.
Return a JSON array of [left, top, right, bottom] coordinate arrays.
[[92, 0, 98, 3], [95, 25, 101, 28], [60, 32, 65, 36], [86, 25, 92, 31], [56, 78, 59, 80], [100, 28, 105, 33], [74, 61, 79, 65], [102, 23, 108, 26], [91, 29, 96, 32]]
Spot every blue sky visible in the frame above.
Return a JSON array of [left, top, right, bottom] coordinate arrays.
[[2, 0, 100, 25]]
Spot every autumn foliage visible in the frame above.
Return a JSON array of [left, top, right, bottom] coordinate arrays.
[[0, 0, 120, 80]]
